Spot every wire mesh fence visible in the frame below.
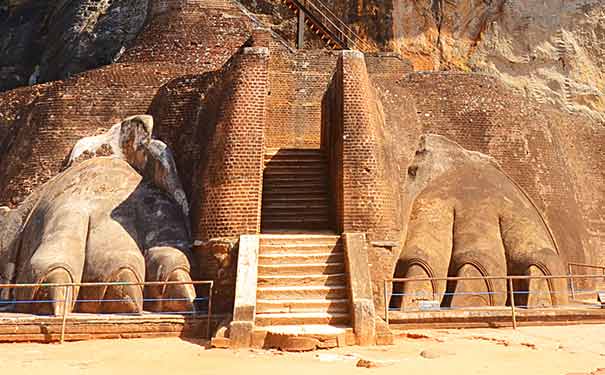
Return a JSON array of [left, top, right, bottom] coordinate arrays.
[[0, 280, 213, 343], [384, 274, 605, 328]]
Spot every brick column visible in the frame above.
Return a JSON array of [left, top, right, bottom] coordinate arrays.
[[194, 47, 269, 242], [337, 50, 397, 241]]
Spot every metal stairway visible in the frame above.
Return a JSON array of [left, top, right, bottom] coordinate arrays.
[[281, 0, 370, 51]]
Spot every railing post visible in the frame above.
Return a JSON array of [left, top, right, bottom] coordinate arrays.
[[383, 280, 389, 325], [508, 278, 517, 330], [207, 281, 213, 340], [297, 9, 305, 49], [568, 264, 576, 300], [60, 284, 70, 344]]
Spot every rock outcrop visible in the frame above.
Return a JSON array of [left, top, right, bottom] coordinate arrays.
[[0, 0, 149, 91]]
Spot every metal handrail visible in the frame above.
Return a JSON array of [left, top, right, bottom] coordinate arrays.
[[567, 262, 605, 300], [303, 0, 372, 50], [0, 280, 214, 344], [286, 0, 371, 51], [383, 274, 605, 328]]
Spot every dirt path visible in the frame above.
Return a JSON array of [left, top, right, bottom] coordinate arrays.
[[1, 325, 604, 375]]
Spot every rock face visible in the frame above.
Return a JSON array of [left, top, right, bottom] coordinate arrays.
[[238, 0, 605, 123], [0, 115, 195, 315], [389, 0, 605, 123], [2, 0, 604, 122], [0, 0, 149, 91]]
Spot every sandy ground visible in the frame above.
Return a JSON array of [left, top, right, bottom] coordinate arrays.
[[0, 325, 604, 375]]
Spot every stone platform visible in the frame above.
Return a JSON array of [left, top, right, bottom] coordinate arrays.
[[0, 312, 220, 343], [388, 304, 605, 329]]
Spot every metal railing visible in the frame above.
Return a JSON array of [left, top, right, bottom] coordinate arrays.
[[568, 262, 605, 300], [384, 274, 605, 329], [285, 0, 372, 51], [0, 280, 213, 343]]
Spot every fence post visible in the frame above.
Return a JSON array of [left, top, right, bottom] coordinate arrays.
[[383, 280, 389, 325], [508, 278, 517, 330], [60, 284, 70, 344]]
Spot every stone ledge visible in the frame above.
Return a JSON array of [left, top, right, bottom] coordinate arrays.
[[388, 306, 605, 329], [0, 312, 223, 343]]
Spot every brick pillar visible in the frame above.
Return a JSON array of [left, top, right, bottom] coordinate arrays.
[[194, 47, 269, 241], [336, 50, 397, 241]]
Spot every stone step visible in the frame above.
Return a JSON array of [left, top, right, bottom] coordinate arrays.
[[262, 187, 328, 195], [258, 262, 345, 276], [262, 207, 330, 216], [255, 312, 350, 326], [256, 298, 349, 314], [263, 172, 328, 179], [259, 244, 342, 255], [257, 273, 347, 287], [262, 176, 328, 184], [265, 158, 329, 167], [262, 195, 329, 203], [262, 222, 333, 231], [257, 285, 347, 299], [261, 220, 332, 231], [264, 164, 327, 173], [265, 148, 326, 158], [261, 214, 329, 221], [258, 252, 344, 265], [264, 159, 328, 167], [259, 234, 340, 246]]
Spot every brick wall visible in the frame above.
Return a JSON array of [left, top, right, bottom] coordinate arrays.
[[0, 63, 189, 206], [263, 37, 338, 149]]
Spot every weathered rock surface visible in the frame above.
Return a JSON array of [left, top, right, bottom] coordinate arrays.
[[240, 0, 605, 122], [389, 0, 605, 123], [0, 0, 149, 91]]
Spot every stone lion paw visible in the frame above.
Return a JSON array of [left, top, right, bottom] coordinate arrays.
[[0, 116, 196, 315], [392, 135, 568, 310]]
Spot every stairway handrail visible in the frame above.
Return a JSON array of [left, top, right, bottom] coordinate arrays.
[[302, 0, 365, 50], [290, 0, 371, 51], [303, 0, 372, 51]]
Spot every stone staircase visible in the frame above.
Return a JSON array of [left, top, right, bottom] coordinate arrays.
[[261, 149, 332, 232], [255, 234, 350, 327]]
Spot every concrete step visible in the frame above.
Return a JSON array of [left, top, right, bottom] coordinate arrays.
[[258, 262, 345, 276], [257, 285, 347, 299], [256, 298, 349, 314], [258, 252, 344, 265], [255, 312, 350, 326], [257, 273, 347, 287], [259, 234, 340, 246]]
